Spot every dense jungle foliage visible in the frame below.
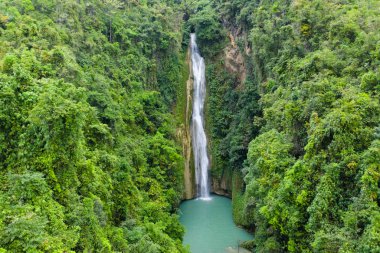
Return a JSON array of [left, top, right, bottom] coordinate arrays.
[[1, 0, 380, 252], [189, 0, 380, 252], [0, 0, 188, 252]]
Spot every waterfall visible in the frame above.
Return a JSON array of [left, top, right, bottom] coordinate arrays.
[[190, 33, 210, 199]]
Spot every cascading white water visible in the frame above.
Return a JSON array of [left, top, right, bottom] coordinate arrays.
[[190, 33, 210, 199]]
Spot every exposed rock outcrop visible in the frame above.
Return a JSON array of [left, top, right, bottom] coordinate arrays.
[[224, 33, 246, 86], [212, 174, 232, 197]]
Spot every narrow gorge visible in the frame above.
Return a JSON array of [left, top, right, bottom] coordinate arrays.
[[179, 34, 252, 253]]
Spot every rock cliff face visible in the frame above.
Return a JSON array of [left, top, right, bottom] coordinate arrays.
[[182, 48, 196, 200], [224, 33, 247, 87], [211, 172, 232, 197], [210, 30, 249, 197]]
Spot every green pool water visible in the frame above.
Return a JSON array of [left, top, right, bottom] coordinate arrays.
[[179, 195, 252, 253]]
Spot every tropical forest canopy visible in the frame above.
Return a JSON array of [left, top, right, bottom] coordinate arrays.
[[0, 0, 379, 252], [0, 0, 187, 252]]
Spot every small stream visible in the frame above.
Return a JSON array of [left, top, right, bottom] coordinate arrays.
[[180, 195, 252, 253]]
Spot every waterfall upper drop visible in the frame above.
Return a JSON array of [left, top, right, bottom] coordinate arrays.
[[190, 33, 210, 199]]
